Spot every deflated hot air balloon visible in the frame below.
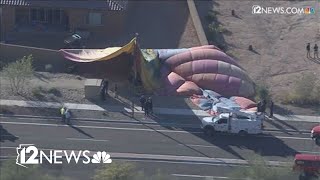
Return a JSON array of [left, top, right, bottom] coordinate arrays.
[[156, 45, 255, 97], [60, 38, 255, 98]]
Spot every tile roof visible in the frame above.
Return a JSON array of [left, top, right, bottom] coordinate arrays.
[[0, 0, 128, 11]]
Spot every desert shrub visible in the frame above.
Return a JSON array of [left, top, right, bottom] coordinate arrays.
[[48, 87, 62, 97], [0, 160, 70, 180], [230, 155, 297, 180], [255, 84, 270, 103], [282, 73, 319, 105], [45, 64, 53, 72], [32, 86, 45, 99], [2, 55, 34, 94], [93, 162, 173, 180], [208, 23, 226, 34], [205, 9, 218, 22]]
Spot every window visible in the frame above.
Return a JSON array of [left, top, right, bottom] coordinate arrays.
[[87, 12, 102, 26], [218, 118, 228, 124]]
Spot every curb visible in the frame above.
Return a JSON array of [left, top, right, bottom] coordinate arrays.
[[186, 0, 209, 45]]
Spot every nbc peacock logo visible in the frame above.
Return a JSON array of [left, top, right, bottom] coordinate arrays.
[[91, 151, 112, 164]]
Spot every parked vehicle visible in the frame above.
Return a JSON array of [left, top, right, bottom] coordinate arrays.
[[311, 125, 320, 146], [64, 34, 82, 48], [293, 154, 320, 180], [200, 111, 263, 136]]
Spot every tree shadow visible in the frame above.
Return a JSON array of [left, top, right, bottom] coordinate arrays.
[[232, 14, 242, 20], [264, 118, 293, 135], [34, 72, 50, 83], [273, 104, 294, 116], [307, 56, 320, 64], [249, 48, 260, 55], [273, 116, 301, 133], [193, 132, 297, 158], [0, 125, 19, 142], [222, 29, 233, 36], [69, 124, 94, 139], [0, 107, 15, 115]]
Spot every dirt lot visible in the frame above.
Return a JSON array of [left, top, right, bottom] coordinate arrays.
[[196, 0, 320, 115]]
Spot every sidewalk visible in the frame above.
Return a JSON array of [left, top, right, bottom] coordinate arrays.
[[0, 99, 209, 116], [1, 99, 319, 122]]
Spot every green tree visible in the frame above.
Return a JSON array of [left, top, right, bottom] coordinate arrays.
[[230, 155, 297, 180], [0, 160, 69, 180], [255, 84, 270, 103], [2, 55, 34, 94], [93, 162, 173, 180], [93, 163, 136, 180]]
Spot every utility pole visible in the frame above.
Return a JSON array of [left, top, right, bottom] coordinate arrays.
[[131, 33, 139, 117]]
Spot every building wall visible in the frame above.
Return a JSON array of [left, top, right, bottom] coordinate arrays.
[[1, 6, 15, 40], [67, 9, 125, 36], [0, 43, 132, 79]]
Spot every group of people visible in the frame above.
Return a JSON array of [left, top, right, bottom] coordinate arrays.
[[60, 106, 71, 124], [139, 95, 153, 116], [306, 43, 318, 59], [257, 99, 274, 118]]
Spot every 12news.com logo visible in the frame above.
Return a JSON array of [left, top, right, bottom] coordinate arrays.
[[16, 144, 112, 168], [252, 5, 315, 15]]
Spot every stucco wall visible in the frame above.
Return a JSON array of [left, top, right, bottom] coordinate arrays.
[[67, 9, 125, 36], [1, 6, 15, 40]]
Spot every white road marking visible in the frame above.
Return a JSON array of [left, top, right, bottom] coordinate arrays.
[[0, 121, 202, 134], [2, 117, 199, 128], [273, 136, 311, 140], [172, 174, 243, 179], [178, 144, 220, 149], [66, 138, 109, 142], [0, 121, 315, 141], [299, 150, 320, 155]]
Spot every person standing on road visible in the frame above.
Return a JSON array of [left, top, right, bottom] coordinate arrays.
[[306, 43, 311, 58], [60, 106, 66, 122], [139, 95, 146, 111], [147, 97, 153, 114], [65, 108, 71, 124], [144, 100, 149, 116], [100, 79, 109, 101], [269, 100, 274, 118], [114, 84, 118, 98], [314, 44, 319, 59]]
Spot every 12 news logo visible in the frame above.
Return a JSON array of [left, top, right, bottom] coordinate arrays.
[[16, 144, 112, 168]]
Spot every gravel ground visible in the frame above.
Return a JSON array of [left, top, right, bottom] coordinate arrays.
[[196, 0, 320, 115]]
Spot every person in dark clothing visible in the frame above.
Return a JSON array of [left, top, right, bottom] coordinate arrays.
[[147, 97, 153, 114], [269, 100, 274, 118], [257, 101, 262, 112], [306, 43, 311, 58], [114, 84, 118, 98], [314, 44, 319, 58], [100, 79, 109, 101], [144, 100, 149, 116], [261, 99, 267, 113], [139, 95, 146, 111]]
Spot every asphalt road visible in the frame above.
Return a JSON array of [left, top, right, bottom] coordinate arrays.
[[1, 115, 319, 179]]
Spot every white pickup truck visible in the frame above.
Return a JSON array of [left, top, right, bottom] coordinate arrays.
[[200, 112, 263, 136]]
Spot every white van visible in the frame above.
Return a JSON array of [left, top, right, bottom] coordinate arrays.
[[200, 112, 263, 136]]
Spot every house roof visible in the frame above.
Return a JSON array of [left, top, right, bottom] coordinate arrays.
[[0, 0, 128, 11]]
